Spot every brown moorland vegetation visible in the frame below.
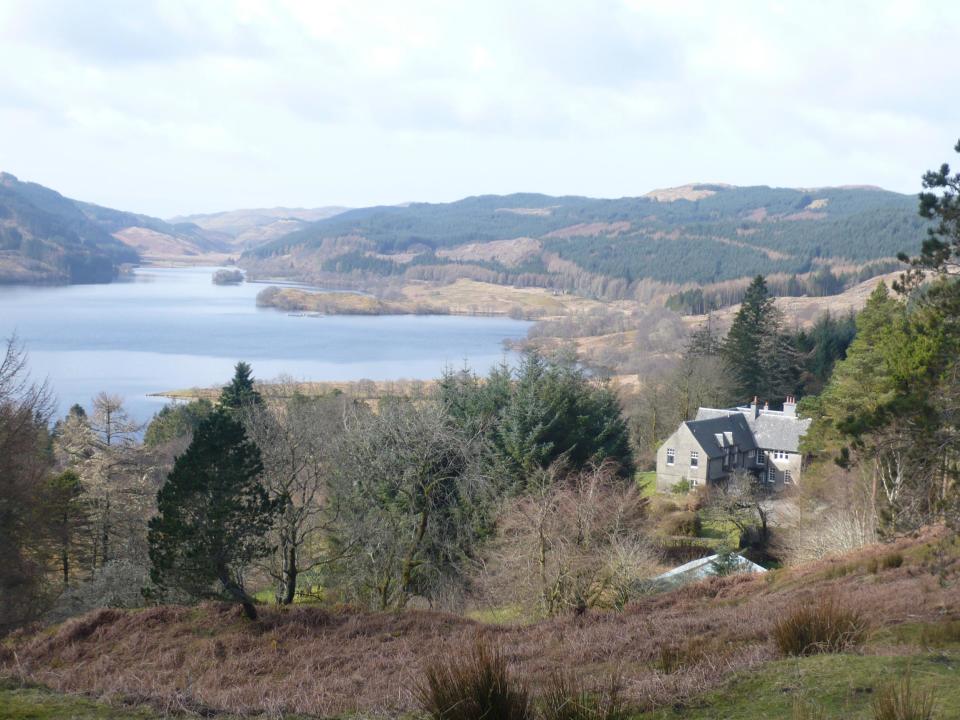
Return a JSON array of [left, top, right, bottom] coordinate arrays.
[[2, 528, 957, 718]]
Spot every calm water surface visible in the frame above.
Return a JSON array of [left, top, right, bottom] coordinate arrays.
[[0, 266, 530, 422]]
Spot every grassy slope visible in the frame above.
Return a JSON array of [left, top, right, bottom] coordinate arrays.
[[0, 680, 157, 720], [2, 530, 957, 719], [640, 647, 960, 719]]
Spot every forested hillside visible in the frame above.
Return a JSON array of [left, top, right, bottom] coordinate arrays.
[[0, 173, 232, 283], [0, 173, 140, 283], [244, 184, 925, 298]]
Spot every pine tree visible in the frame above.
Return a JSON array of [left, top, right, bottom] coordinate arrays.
[[219, 361, 262, 410], [722, 275, 797, 402], [148, 410, 277, 619]]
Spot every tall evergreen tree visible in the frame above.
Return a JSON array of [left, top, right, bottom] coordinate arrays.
[[722, 275, 798, 402], [220, 361, 262, 410], [148, 411, 277, 619]]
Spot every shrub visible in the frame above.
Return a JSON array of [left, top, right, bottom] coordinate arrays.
[[649, 497, 679, 516], [417, 638, 532, 720], [670, 480, 691, 495], [772, 597, 869, 656], [540, 672, 626, 720], [660, 510, 701, 538], [872, 671, 935, 720], [882, 552, 904, 569]]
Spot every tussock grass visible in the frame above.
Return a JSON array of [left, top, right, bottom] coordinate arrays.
[[417, 638, 532, 720], [540, 672, 626, 720], [872, 671, 935, 720], [792, 698, 826, 720], [772, 597, 868, 656]]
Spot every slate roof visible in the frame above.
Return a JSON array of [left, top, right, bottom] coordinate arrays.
[[752, 413, 811, 453], [694, 406, 810, 453], [684, 413, 757, 458]]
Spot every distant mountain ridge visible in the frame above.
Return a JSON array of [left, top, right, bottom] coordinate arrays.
[[243, 184, 925, 297], [170, 206, 348, 249]]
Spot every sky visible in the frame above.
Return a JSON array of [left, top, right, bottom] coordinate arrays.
[[0, 0, 958, 218]]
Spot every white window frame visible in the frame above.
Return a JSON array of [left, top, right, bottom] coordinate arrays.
[[767, 465, 776, 483], [690, 450, 699, 469], [666, 448, 675, 466], [757, 450, 765, 465], [785, 469, 793, 484]]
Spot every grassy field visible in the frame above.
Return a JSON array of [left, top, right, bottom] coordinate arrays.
[[636, 470, 658, 497], [637, 646, 960, 719], [0, 679, 158, 720]]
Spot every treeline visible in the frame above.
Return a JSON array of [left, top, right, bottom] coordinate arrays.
[[0, 350, 634, 630], [665, 260, 903, 315]]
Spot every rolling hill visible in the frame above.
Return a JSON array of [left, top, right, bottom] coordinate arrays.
[[243, 184, 925, 299], [0, 173, 234, 283], [171, 206, 348, 249]]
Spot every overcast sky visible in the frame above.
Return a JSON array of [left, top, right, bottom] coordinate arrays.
[[0, 1, 957, 217]]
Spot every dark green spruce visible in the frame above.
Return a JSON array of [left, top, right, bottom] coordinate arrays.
[[147, 410, 278, 619]]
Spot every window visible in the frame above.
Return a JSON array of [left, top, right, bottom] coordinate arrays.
[[690, 450, 699, 469], [767, 465, 776, 483], [666, 448, 675, 466], [785, 470, 793, 484], [756, 450, 765, 465]]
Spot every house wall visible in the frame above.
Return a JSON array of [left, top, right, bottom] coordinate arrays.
[[656, 426, 712, 491], [757, 450, 803, 489]]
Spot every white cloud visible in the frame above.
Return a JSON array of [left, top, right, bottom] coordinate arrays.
[[0, 0, 957, 216]]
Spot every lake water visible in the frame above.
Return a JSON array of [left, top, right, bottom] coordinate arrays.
[[0, 266, 531, 423]]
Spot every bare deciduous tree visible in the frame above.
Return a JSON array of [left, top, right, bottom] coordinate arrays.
[[326, 400, 491, 610], [475, 461, 653, 617], [243, 395, 348, 604]]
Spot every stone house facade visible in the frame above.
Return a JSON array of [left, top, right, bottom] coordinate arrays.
[[655, 397, 810, 492]]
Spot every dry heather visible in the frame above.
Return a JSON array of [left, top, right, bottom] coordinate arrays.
[[2, 530, 957, 718]]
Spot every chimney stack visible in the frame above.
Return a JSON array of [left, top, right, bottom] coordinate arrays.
[[763, 400, 769, 412], [783, 395, 797, 417], [750, 396, 758, 418]]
